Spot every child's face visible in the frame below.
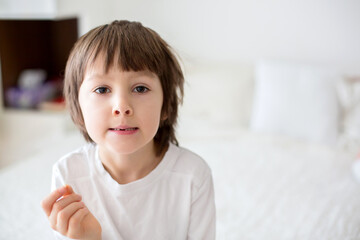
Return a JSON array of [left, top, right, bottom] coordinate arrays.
[[78, 55, 163, 157]]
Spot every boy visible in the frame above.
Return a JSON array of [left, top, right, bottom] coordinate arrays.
[[41, 20, 215, 240]]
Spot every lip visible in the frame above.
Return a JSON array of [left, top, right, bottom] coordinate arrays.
[[109, 125, 139, 135]]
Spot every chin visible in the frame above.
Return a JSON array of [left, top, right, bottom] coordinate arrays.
[[108, 140, 153, 156]]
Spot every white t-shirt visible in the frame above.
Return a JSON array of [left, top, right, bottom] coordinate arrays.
[[51, 143, 216, 240]]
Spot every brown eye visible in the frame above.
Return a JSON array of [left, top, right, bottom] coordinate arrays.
[[94, 87, 110, 94], [133, 86, 149, 93]]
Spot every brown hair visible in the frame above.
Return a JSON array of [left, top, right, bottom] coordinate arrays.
[[63, 20, 184, 155]]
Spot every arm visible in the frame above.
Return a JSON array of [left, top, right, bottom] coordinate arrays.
[[187, 172, 216, 240], [41, 185, 102, 240]]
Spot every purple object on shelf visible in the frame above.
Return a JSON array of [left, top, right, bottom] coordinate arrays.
[[5, 81, 58, 108]]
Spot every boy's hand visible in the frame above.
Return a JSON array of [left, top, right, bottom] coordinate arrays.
[[41, 185, 102, 240]]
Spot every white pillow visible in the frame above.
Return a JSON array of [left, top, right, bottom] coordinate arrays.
[[250, 60, 341, 145], [180, 64, 253, 128]]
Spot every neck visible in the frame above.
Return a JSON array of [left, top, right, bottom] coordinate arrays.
[[99, 142, 165, 184]]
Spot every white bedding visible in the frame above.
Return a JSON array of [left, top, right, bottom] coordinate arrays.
[[186, 131, 360, 240], [1, 128, 360, 240]]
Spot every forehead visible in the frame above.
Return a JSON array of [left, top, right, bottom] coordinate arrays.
[[83, 53, 159, 81]]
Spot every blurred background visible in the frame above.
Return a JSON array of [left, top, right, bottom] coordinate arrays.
[[1, 1, 360, 239]]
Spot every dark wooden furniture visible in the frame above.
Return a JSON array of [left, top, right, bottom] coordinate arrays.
[[0, 17, 78, 107]]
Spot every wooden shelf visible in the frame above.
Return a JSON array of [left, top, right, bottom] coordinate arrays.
[[0, 17, 78, 108]]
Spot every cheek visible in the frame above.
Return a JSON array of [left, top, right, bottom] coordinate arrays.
[[148, 105, 162, 127], [79, 93, 108, 135], [138, 96, 163, 129]]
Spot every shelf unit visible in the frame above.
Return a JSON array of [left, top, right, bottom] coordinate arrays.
[[0, 17, 78, 108]]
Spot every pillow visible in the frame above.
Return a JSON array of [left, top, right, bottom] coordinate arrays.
[[250, 60, 341, 145], [179, 63, 254, 128]]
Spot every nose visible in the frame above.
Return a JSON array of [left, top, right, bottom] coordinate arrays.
[[112, 96, 133, 117], [113, 105, 133, 116]]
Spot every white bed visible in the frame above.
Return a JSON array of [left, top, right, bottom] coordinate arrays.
[[1, 61, 360, 239]]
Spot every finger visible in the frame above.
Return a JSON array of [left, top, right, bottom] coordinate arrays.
[[68, 207, 90, 238], [41, 185, 69, 217], [48, 193, 82, 228], [63, 185, 75, 196], [57, 201, 86, 235]]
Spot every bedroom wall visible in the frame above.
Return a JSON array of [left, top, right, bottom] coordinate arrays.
[[57, 0, 360, 74], [0, 0, 56, 17]]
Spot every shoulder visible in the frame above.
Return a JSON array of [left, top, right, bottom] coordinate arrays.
[[168, 144, 212, 189], [53, 143, 96, 180]]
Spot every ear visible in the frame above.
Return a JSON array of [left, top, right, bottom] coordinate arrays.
[[161, 112, 168, 121]]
